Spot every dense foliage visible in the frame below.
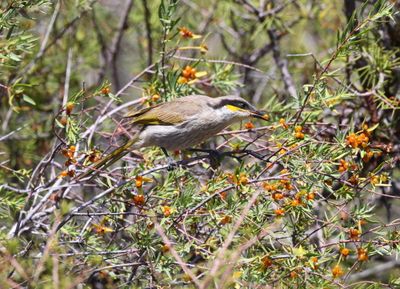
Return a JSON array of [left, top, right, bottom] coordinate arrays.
[[1, 0, 400, 288]]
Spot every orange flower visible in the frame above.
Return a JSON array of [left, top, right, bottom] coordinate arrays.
[[280, 168, 290, 175], [306, 192, 315, 201], [346, 132, 369, 148], [310, 257, 319, 270], [87, 150, 101, 163], [294, 126, 305, 139], [369, 173, 379, 185], [280, 179, 293, 190], [58, 170, 69, 178], [294, 126, 303, 133], [338, 159, 348, 173], [272, 193, 284, 200], [349, 228, 360, 240], [136, 176, 144, 188], [295, 132, 305, 139], [178, 65, 207, 84], [162, 244, 170, 253], [133, 195, 145, 206], [358, 133, 369, 148], [274, 208, 285, 216], [261, 256, 273, 268], [67, 170, 75, 177], [362, 149, 374, 162], [311, 256, 318, 263], [151, 94, 160, 102], [179, 27, 201, 39], [262, 113, 270, 120], [340, 247, 350, 257], [182, 65, 196, 79], [263, 182, 278, 191], [331, 264, 344, 278], [92, 223, 113, 234], [227, 173, 248, 186], [177, 76, 189, 84], [59, 116, 68, 126], [348, 174, 359, 185], [346, 133, 358, 148], [135, 175, 152, 188], [62, 145, 76, 159], [358, 219, 367, 226], [162, 206, 172, 217], [280, 179, 289, 185], [219, 215, 232, 225], [278, 148, 286, 155], [290, 198, 302, 207], [357, 248, 368, 261], [66, 102, 74, 115], [279, 118, 288, 129], [219, 191, 228, 200], [238, 173, 248, 185], [58, 169, 75, 178], [101, 86, 111, 95], [244, 122, 255, 130], [179, 27, 193, 38]]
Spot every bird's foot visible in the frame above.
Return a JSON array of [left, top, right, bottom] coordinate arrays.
[[161, 147, 178, 171], [166, 157, 178, 171], [208, 150, 222, 169], [188, 148, 222, 169]]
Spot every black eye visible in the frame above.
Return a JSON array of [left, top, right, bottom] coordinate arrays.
[[236, 101, 246, 108]]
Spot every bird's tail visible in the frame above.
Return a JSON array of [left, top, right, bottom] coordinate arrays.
[[76, 136, 139, 180]]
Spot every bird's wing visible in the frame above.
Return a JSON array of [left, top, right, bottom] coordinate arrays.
[[125, 99, 203, 125]]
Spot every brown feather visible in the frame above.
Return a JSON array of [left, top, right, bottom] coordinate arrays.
[[125, 96, 209, 125]]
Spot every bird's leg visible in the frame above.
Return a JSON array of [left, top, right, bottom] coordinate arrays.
[[188, 148, 222, 169], [161, 147, 177, 171]]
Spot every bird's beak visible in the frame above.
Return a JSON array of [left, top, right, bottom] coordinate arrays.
[[249, 109, 269, 121]]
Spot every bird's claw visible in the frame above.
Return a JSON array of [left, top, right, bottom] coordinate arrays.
[[207, 150, 222, 169], [188, 148, 222, 169], [166, 157, 177, 171]]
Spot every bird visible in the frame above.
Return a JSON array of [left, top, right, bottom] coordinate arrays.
[[77, 94, 267, 179]]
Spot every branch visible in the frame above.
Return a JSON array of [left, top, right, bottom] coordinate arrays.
[[141, 0, 153, 66], [108, 0, 134, 91], [268, 29, 297, 99], [348, 259, 400, 281]]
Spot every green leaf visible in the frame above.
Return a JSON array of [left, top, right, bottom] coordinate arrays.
[[22, 94, 36, 105], [8, 52, 21, 62]]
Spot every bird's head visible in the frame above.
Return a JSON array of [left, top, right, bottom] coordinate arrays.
[[214, 95, 268, 121]]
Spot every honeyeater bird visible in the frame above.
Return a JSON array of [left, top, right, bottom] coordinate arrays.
[[78, 94, 267, 179]]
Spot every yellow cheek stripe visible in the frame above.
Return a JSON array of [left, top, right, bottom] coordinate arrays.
[[225, 104, 243, 112]]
